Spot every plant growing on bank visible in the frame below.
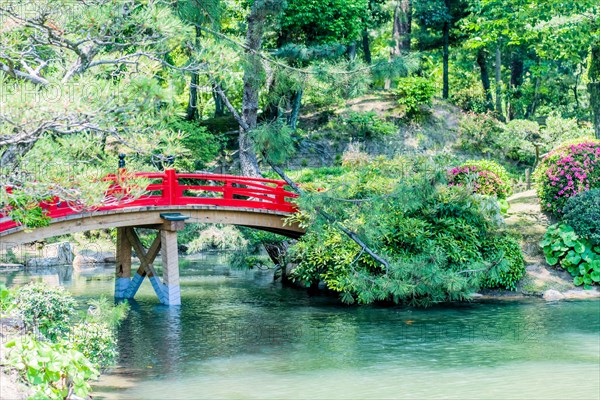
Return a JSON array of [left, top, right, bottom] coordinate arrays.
[[540, 223, 600, 288], [3, 284, 129, 398], [534, 141, 600, 216], [12, 283, 77, 340], [5, 336, 99, 399], [289, 158, 526, 305]]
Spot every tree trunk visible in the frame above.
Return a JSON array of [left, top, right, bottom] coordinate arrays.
[[442, 16, 450, 99], [495, 45, 504, 120], [589, 42, 600, 139], [347, 42, 357, 61], [264, 241, 294, 285], [362, 28, 372, 64], [591, 82, 600, 139], [186, 26, 202, 121], [287, 89, 303, 130], [239, 5, 268, 177], [213, 84, 226, 117], [508, 50, 524, 120], [186, 72, 199, 121], [386, 0, 412, 89], [391, 0, 412, 56], [476, 48, 493, 111]]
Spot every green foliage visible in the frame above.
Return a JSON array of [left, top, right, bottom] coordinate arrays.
[[5, 190, 51, 229], [0, 284, 12, 314], [336, 112, 397, 140], [455, 112, 596, 167], [252, 121, 296, 164], [563, 189, 600, 246], [85, 297, 130, 330], [167, 119, 221, 171], [395, 77, 437, 116], [455, 112, 505, 156], [481, 236, 526, 290], [238, 227, 289, 253], [5, 336, 99, 400], [541, 223, 600, 288], [12, 283, 77, 339], [450, 84, 489, 114], [501, 119, 542, 164], [280, 0, 370, 44], [542, 113, 595, 146], [290, 159, 526, 306], [448, 160, 513, 199], [534, 140, 600, 216], [68, 323, 118, 369], [3, 286, 127, 398]]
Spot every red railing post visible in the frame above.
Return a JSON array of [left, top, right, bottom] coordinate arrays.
[[275, 184, 285, 205], [223, 180, 232, 201], [163, 169, 179, 205]]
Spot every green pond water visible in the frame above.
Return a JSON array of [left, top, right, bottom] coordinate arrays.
[[2, 255, 599, 400]]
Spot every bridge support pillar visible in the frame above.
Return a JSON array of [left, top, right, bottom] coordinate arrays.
[[113, 216, 187, 306], [160, 229, 181, 306], [115, 227, 132, 298]]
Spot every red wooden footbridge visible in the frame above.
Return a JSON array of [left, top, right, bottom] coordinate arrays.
[[0, 169, 304, 305]]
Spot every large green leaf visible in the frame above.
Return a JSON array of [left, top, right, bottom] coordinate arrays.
[[546, 255, 559, 266], [566, 250, 582, 265], [573, 242, 586, 254]]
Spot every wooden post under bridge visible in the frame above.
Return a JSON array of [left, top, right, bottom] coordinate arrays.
[[115, 213, 188, 306]]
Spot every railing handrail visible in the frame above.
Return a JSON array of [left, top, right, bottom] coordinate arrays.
[[0, 169, 299, 233]]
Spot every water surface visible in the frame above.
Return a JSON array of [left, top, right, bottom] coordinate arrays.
[[2, 255, 599, 399]]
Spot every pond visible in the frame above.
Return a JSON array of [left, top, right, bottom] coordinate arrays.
[[2, 255, 599, 399]]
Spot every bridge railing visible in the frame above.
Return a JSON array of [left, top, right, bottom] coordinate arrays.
[[0, 169, 298, 233]]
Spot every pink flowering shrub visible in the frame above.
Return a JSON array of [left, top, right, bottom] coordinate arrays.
[[448, 160, 512, 199], [534, 141, 600, 216]]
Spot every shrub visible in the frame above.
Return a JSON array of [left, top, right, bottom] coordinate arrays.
[[502, 119, 541, 164], [448, 160, 513, 199], [534, 141, 600, 216], [12, 283, 77, 339], [337, 111, 397, 140], [450, 85, 489, 114], [542, 113, 595, 146], [481, 236, 526, 291], [69, 323, 118, 368], [455, 112, 505, 156], [563, 189, 600, 246], [290, 165, 526, 306], [395, 76, 436, 116], [540, 223, 600, 288]]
